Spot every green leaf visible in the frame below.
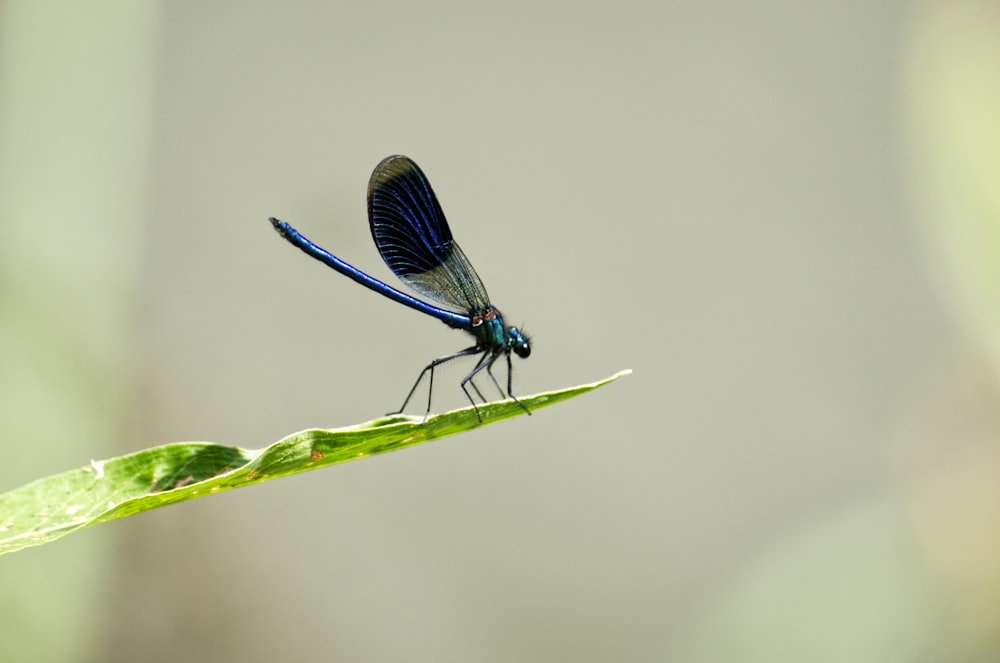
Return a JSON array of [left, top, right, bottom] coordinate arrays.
[[0, 370, 630, 556]]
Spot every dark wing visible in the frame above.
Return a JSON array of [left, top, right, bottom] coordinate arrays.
[[367, 155, 491, 313]]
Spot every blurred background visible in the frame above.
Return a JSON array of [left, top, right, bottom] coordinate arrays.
[[2, 1, 999, 661]]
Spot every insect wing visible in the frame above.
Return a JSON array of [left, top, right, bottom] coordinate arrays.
[[367, 155, 491, 313]]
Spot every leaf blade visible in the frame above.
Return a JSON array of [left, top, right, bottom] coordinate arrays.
[[0, 370, 630, 555]]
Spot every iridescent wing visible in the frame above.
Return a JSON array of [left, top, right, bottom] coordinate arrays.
[[367, 155, 491, 313]]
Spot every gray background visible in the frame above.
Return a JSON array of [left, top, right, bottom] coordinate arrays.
[[2, 1, 999, 661]]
